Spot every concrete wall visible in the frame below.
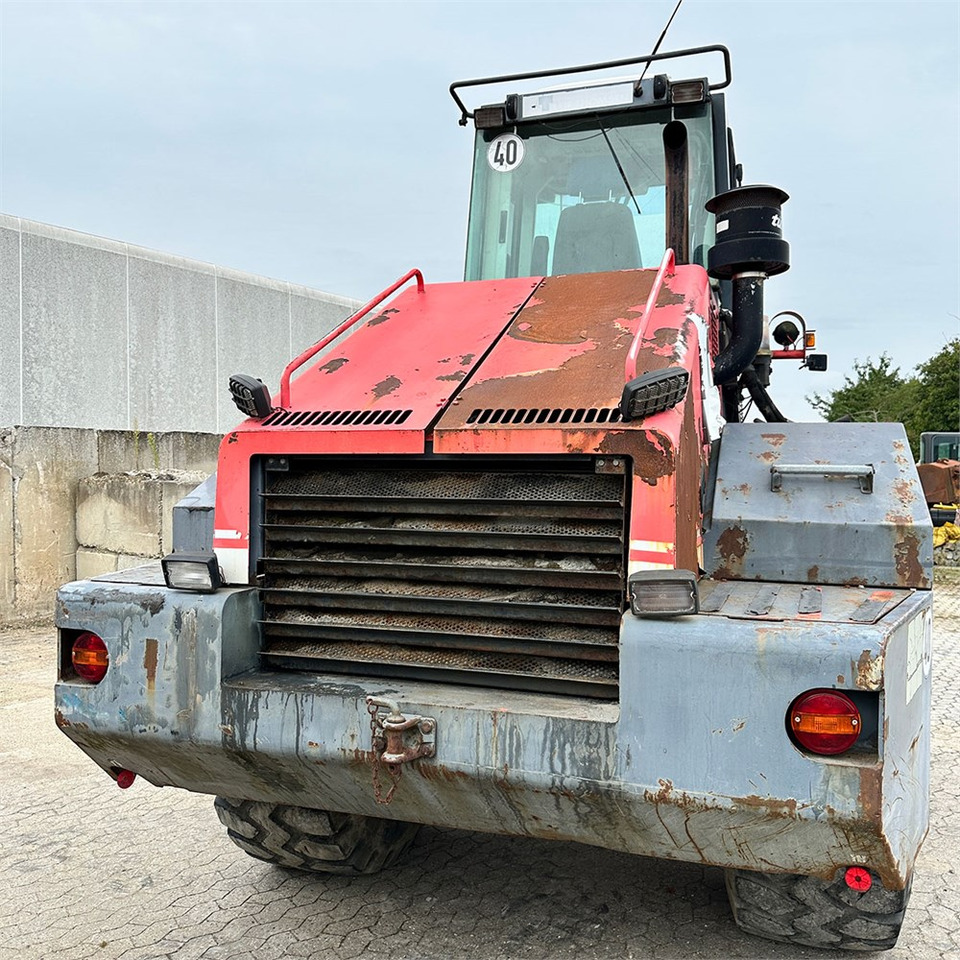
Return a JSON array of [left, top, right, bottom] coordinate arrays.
[[1, 426, 221, 623], [0, 214, 358, 434]]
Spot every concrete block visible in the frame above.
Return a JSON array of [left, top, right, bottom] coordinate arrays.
[[128, 254, 218, 432], [0, 221, 21, 426], [76, 548, 119, 580], [160, 473, 209, 554], [216, 274, 292, 433], [20, 227, 127, 428], [76, 473, 162, 557], [117, 554, 152, 571], [13, 427, 99, 619], [96, 430, 220, 474], [155, 432, 220, 474]]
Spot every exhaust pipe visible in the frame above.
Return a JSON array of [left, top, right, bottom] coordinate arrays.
[[705, 185, 790, 386], [663, 121, 689, 264]]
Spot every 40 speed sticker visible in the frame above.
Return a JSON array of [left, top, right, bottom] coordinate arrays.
[[487, 133, 524, 173]]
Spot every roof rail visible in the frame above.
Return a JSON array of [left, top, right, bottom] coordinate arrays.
[[449, 44, 731, 126]]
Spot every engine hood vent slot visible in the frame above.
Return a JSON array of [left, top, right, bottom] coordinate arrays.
[[465, 407, 623, 427], [263, 408, 413, 428]]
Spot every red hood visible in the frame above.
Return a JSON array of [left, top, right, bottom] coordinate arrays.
[[213, 266, 713, 583]]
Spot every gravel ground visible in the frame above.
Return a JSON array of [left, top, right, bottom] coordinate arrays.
[[2, 572, 958, 960]]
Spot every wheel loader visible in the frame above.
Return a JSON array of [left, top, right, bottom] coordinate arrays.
[[56, 45, 933, 950]]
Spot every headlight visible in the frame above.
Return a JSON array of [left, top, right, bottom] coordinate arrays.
[[161, 552, 223, 593], [628, 570, 699, 617]]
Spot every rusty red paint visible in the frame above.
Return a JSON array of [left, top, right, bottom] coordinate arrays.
[[894, 534, 927, 587], [714, 525, 749, 580], [318, 357, 349, 374], [371, 375, 402, 400], [143, 638, 158, 692]]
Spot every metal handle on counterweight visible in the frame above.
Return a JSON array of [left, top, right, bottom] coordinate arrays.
[[770, 463, 875, 494]]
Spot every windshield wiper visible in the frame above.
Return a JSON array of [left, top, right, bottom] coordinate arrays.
[[596, 115, 642, 216]]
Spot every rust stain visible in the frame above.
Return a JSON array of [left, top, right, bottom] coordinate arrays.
[[438, 271, 653, 416], [317, 357, 349, 374], [459, 353, 476, 365], [856, 649, 883, 689], [371, 375, 402, 400], [892, 479, 915, 506], [807, 565, 819, 581], [732, 720, 746, 733], [760, 433, 786, 447], [226, 432, 238, 444], [418, 764, 470, 784], [626, 430, 675, 486], [844, 576, 869, 587], [645, 778, 674, 803], [714, 525, 749, 579], [366, 308, 399, 327], [759, 450, 778, 463], [436, 371, 466, 382], [143, 638, 158, 692], [894, 534, 927, 587], [858, 766, 882, 821], [837, 675, 845, 684]]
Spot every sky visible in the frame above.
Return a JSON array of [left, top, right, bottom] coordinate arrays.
[[0, 0, 957, 420]]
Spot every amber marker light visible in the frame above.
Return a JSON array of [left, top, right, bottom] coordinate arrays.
[[788, 689, 861, 756], [71, 632, 109, 683]]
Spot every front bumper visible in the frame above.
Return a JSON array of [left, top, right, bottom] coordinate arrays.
[[55, 571, 931, 889]]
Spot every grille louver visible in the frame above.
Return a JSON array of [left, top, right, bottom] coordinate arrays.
[[258, 458, 627, 698]]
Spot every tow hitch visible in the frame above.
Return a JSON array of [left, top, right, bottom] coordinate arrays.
[[365, 696, 436, 804]]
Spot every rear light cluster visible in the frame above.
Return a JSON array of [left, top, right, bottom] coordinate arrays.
[[788, 689, 861, 756], [71, 631, 109, 684]]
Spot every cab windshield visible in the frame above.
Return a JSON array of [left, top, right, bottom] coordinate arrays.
[[464, 107, 717, 281]]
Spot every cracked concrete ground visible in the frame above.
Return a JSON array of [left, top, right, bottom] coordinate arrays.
[[2, 572, 959, 960]]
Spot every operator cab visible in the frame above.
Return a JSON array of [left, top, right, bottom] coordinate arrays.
[[454, 47, 735, 281]]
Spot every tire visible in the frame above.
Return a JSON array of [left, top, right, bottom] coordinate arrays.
[[214, 797, 420, 875], [725, 867, 910, 951]]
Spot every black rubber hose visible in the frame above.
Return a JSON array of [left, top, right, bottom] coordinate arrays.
[[712, 274, 765, 386], [741, 366, 789, 422]]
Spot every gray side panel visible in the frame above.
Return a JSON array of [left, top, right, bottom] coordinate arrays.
[[704, 422, 932, 588], [172, 473, 216, 553]]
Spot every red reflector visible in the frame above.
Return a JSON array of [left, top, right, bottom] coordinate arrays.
[[845, 866, 872, 892], [115, 769, 136, 789], [72, 632, 109, 684], [788, 689, 861, 755]]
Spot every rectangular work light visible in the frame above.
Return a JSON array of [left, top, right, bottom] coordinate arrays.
[[629, 570, 699, 618], [161, 552, 223, 593]]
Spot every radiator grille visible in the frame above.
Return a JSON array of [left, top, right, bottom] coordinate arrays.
[[258, 458, 627, 699]]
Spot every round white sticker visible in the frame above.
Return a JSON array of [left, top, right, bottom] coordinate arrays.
[[487, 134, 525, 173]]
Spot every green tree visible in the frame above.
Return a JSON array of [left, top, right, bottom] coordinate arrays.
[[808, 340, 959, 458], [913, 338, 960, 438]]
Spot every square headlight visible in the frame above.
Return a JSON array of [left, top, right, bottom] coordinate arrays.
[[629, 569, 699, 617], [161, 552, 223, 593]]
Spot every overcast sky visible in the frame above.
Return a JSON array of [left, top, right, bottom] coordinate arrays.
[[1, 0, 957, 420]]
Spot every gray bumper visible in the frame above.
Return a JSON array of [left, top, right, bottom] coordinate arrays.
[[55, 575, 930, 889]]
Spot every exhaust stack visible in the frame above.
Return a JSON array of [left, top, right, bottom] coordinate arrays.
[[705, 185, 790, 386]]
